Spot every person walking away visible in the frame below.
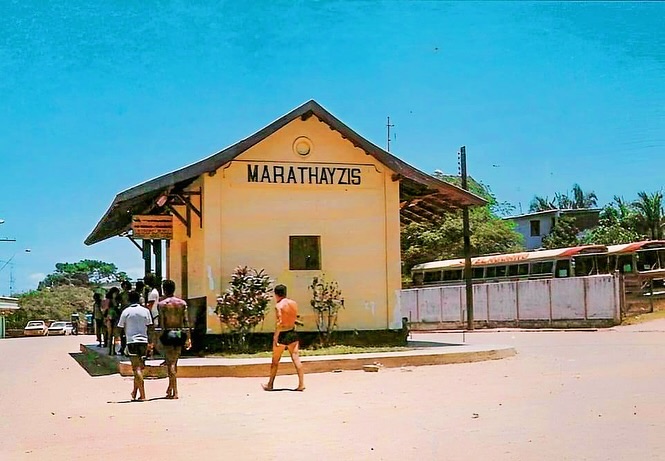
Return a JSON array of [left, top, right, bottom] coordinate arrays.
[[93, 293, 105, 347], [117, 291, 154, 401], [118, 281, 132, 354], [144, 273, 161, 358], [157, 279, 191, 399], [262, 284, 305, 392]]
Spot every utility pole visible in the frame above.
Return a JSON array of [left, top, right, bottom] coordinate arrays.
[[386, 116, 394, 152], [459, 146, 474, 330], [9, 263, 15, 295]]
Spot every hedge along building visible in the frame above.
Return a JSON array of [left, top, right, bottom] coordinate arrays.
[[85, 100, 485, 338]]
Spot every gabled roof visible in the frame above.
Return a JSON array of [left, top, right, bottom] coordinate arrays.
[[85, 100, 486, 245]]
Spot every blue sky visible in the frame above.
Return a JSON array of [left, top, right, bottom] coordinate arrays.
[[0, 2, 663, 294]]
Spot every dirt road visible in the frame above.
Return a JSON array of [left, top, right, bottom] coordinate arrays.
[[1, 326, 663, 461]]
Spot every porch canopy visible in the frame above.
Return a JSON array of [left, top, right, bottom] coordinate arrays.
[[85, 100, 485, 245]]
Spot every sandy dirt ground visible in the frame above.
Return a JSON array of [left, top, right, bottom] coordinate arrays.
[[1, 325, 664, 461]]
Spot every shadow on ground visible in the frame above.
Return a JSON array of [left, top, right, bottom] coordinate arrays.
[[407, 341, 463, 348], [70, 352, 118, 377]]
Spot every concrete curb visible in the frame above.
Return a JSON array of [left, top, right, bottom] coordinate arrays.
[[80, 343, 517, 379]]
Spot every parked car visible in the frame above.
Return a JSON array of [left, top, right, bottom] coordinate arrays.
[[24, 321, 48, 336], [47, 321, 74, 336]]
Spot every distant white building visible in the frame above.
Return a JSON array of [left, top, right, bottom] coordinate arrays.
[[0, 296, 19, 339], [504, 209, 601, 250]]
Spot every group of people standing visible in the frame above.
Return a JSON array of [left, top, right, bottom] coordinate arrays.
[[92, 274, 160, 355], [91, 278, 305, 399], [91, 274, 191, 401]]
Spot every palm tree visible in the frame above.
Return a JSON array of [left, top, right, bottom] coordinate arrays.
[[570, 184, 598, 209], [633, 191, 664, 240], [554, 192, 573, 209], [529, 196, 556, 212], [530, 184, 597, 213]]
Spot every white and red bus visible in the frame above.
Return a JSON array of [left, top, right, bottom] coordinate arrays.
[[411, 240, 665, 287], [411, 244, 608, 286]]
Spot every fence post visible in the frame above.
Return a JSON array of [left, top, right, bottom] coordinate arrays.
[[583, 278, 589, 320], [548, 279, 553, 325], [515, 280, 520, 326], [486, 284, 490, 324]]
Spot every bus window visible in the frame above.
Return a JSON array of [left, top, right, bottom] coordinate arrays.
[[496, 266, 507, 277], [532, 261, 554, 276], [518, 264, 529, 276], [424, 270, 442, 283], [472, 267, 485, 279], [618, 255, 633, 274], [637, 250, 659, 272], [443, 269, 462, 281], [486, 266, 497, 278], [658, 250, 665, 269], [508, 265, 519, 276], [597, 256, 609, 274], [555, 260, 570, 278], [608, 256, 617, 272], [575, 256, 596, 276], [413, 272, 424, 286]]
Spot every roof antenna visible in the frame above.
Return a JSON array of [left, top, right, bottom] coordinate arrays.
[[386, 116, 394, 152]]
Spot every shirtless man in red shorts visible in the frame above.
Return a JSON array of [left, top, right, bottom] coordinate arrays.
[[262, 284, 305, 391]]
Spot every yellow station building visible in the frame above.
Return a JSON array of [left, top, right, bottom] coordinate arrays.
[[86, 100, 483, 336]]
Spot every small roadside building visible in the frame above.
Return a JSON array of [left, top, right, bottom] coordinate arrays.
[[85, 100, 484, 336], [0, 297, 19, 338], [505, 208, 601, 250]]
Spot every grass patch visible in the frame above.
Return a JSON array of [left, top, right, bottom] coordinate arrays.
[[209, 345, 411, 358], [622, 309, 665, 325], [70, 351, 118, 376]]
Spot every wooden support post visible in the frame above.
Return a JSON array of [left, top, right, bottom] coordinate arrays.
[[143, 240, 152, 276], [153, 239, 163, 282]]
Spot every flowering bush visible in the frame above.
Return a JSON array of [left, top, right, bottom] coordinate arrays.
[[216, 266, 273, 349], [309, 275, 344, 346]]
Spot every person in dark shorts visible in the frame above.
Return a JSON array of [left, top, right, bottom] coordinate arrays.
[[117, 291, 154, 401], [157, 280, 191, 399], [104, 287, 120, 355], [262, 284, 305, 392], [118, 280, 132, 355]]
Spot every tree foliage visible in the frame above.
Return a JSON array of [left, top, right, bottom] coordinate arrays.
[[583, 196, 641, 245], [530, 184, 597, 212], [215, 267, 273, 349], [542, 215, 580, 249], [633, 191, 663, 240], [7, 286, 94, 329], [39, 259, 129, 289], [309, 275, 344, 346], [401, 175, 524, 277]]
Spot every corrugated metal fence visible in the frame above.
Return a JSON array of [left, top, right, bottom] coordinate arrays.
[[400, 274, 621, 328]]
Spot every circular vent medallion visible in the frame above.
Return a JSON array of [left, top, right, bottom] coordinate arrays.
[[293, 137, 313, 157]]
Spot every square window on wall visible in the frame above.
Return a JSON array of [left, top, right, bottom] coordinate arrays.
[[530, 220, 541, 237], [289, 236, 321, 270]]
